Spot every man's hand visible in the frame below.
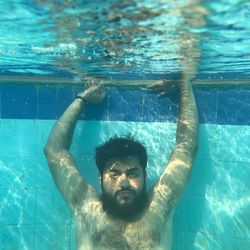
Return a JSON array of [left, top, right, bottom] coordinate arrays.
[[147, 80, 178, 97], [79, 84, 107, 104]]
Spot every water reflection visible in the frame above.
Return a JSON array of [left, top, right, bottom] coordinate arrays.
[[33, 0, 208, 82]]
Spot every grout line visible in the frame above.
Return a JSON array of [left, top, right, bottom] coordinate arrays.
[[1, 75, 250, 88]]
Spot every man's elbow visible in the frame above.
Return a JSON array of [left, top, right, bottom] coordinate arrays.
[[44, 145, 54, 159]]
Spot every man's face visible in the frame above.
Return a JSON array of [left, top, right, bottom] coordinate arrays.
[[101, 156, 146, 213]]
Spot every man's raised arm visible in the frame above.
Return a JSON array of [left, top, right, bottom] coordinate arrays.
[[150, 78, 198, 217], [44, 85, 106, 210]]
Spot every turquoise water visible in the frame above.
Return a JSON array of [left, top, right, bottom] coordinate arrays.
[[0, 0, 250, 249], [0, 117, 249, 249], [1, 0, 250, 80]]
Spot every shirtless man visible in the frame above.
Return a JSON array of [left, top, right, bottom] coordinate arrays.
[[44, 79, 198, 249]]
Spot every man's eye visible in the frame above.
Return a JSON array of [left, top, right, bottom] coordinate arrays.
[[129, 172, 138, 178], [111, 172, 119, 177]]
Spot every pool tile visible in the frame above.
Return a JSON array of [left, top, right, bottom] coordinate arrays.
[[142, 91, 178, 122], [217, 88, 250, 125], [36, 189, 72, 224], [0, 88, 2, 119], [0, 225, 35, 250], [108, 88, 144, 121], [0, 154, 37, 189], [185, 159, 214, 196], [0, 189, 36, 225], [38, 86, 74, 119], [195, 88, 218, 124], [213, 237, 250, 250], [73, 155, 101, 191], [71, 120, 109, 155], [196, 124, 218, 161], [210, 197, 250, 239], [107, 120, 147, 142], [140, 122, 176, 157], [174, 195, 215, 232], [36, 119, 54, 154], [213, 161, 250, 199], [1, 85, 37, 119], [0, 119, 38, 156], [34, 224, 71, 250], [174, 230, 215, 250], [216, 125, 250, 163]]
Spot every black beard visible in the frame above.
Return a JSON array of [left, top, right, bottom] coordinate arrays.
[[101, 184, 148, 222]]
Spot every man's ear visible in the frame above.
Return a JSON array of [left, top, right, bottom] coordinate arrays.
[[98, 174, 102, 184]]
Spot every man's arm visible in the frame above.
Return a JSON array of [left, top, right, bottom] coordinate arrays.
[[44, 85, 106, 211], [150, 79, 198, 218]]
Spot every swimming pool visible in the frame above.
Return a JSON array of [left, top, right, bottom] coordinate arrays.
[[0, 0, 250, 249]]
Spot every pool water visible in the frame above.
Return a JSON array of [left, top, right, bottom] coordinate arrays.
[[0, 0, 250, 249], [0, 85, 249, 249]]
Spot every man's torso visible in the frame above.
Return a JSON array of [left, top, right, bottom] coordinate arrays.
[[74, 198, 173, 250]]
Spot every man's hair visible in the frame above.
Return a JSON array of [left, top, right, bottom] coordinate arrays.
[[95, 135, 147, 175]]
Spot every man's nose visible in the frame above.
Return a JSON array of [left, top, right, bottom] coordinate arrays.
[[120, 174, 130, 188]]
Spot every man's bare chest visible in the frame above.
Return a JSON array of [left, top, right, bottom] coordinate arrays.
[[89, 220, 162, 249], [75, 200, 172, 249], [76, 211, 169, 249]]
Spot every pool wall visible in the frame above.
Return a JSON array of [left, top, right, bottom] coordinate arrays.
[[0, 84, 249, 250]]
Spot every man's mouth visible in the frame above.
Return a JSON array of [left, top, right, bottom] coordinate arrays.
[[118, 190, 134, 197]]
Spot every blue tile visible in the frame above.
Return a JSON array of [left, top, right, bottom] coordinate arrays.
[[0, 154, 37, 189], [80, 100, 109, 121], [213, 161, 250, 199], [36, 189, 71, 224], [174, 230, 215, 250], [71, 121, 109, 155], [35, 224, 71, 250], [217, 89, 250, 125], [0, 119, 38, 156], [212, 236, 250, 250], [195, 88, 218, 124], [0, 225, 35, 250], [0, 189, 36, 225], [74, 155, 101, 191], [0, 86, 2, 119], [211, 197, 250, 239], [108, 89, 143, 121], [140, 122, 176, 157], [1, 85, 37, 119], [174, 195, 215, 232], [196, 124, 218, 161], [185, 159, 214, 196], [142, 91, 178, 122], [38, 86, 74, 119], [216, 125, 250, 163]]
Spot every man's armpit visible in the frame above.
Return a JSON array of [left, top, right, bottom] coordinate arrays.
[[149, 181, 177, 221]]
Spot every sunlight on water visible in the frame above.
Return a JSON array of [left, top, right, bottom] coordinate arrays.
[[1, 0, 250, 81]]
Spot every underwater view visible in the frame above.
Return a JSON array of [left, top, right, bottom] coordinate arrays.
[[0, 0, 250, 249]]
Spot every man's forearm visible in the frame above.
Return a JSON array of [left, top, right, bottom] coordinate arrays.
[[45, 98, 85, 152], [176, 79, 198, 154]]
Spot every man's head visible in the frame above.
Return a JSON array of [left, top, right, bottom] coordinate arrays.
[[95, 136, 148, 220]]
